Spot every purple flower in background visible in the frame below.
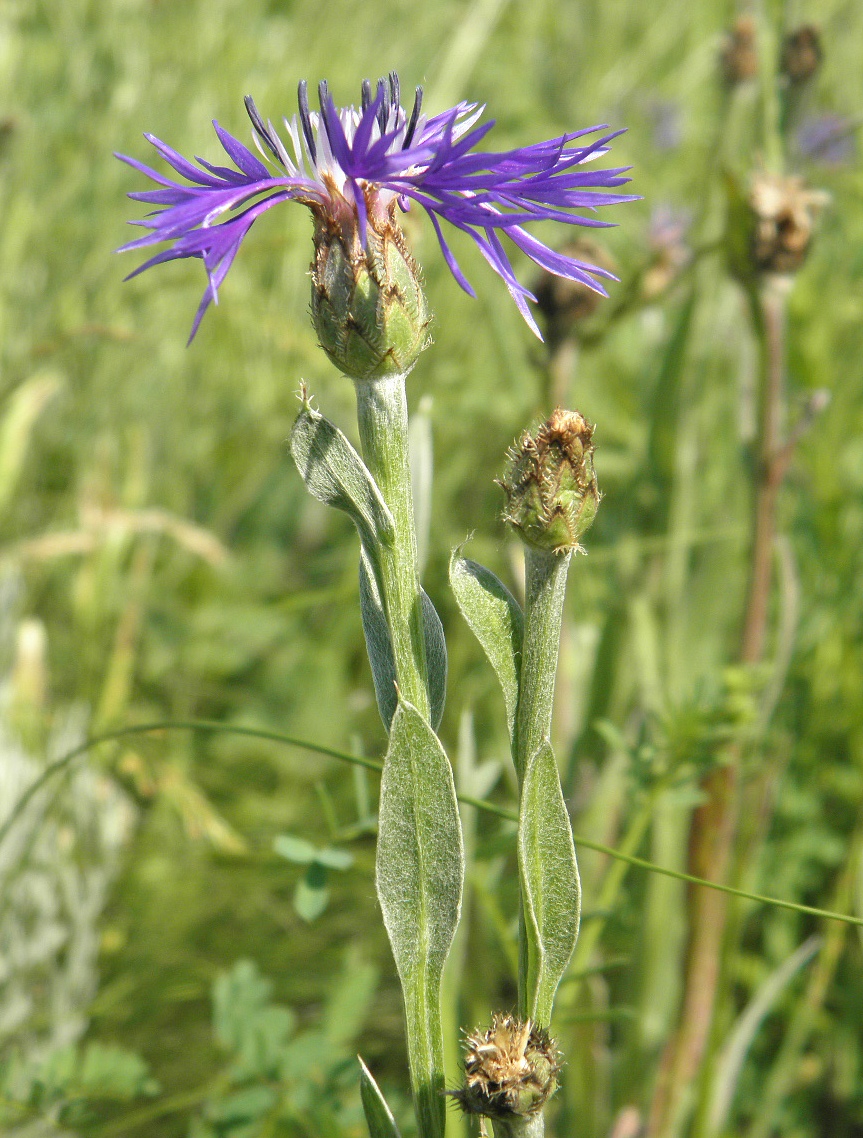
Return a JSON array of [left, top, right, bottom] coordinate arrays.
[[117, 73, 636, 341], [797, 114, 859, 167]]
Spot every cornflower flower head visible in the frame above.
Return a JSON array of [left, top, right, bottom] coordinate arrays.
[[117, 73, 636, 372]]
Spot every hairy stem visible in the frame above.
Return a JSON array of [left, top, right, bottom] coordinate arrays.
[[492, 1113, 546, 1138], [740, 284, 786, 665], [354, 373, 430, 719]]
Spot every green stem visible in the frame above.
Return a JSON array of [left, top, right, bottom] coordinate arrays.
[[514, 549, 571, 783], [355, 374, 440, 1138], [492, 1113, 546, 1138], [354, 373, 429, 718]]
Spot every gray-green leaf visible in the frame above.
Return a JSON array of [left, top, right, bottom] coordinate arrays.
[[290, 400, 395, 557], [421, 589, 447, 733], [449, 554, 523, 741], [359, 1057, 402, 1138], [360, 550, 398, 728], [518, 740, 580, 1027], [360, 552, 447, 732], [376, 700, 463, 1138]]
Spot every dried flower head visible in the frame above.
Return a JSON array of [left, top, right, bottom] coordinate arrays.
[[720, 17, 759, 85], [451, 1014, 561, 1119], [116, 73, 636, 345], [781, 25, 823, 85], [500, 409, 599, 554], [749, 171, 829, 275]]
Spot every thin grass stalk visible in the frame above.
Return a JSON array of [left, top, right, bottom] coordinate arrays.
[[745, 821, 863, 1138]]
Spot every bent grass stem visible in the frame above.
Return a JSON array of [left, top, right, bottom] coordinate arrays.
[[3, 720, 861, 931]]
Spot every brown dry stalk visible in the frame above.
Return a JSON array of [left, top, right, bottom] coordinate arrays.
[[647, 285, 794, 1138]]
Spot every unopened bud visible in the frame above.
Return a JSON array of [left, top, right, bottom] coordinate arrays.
[[451, 1015, 560, 1121], [720, 17, 759, 85], [781, 25, 822, 85], [310, 201, 431, 381], [500, 409, 599, 554]]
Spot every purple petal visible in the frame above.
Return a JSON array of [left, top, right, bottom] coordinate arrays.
[[428, 211, 476, 297], [212, 122, 271, 179]]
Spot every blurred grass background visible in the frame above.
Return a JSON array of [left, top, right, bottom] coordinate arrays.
[[1, 0, 863, 1135]]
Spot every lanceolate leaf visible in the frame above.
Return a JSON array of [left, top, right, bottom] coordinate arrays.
[[359, 1057, 402, 1138], [360, 550, 398, 729], [449, 554, 524, 742], [360, 552, 447, 732], [290, 400, 395, 558], [421, 589, 447, 733], [376, 701, 464, 1138], [518, 740, 580, 1027]]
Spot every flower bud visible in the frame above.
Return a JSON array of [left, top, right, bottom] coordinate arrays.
[[781, 25, 822, 86], [500, 409, 599, 554], [720, 17, 759, 86], [451, 1015, 560, 1120], [310, 198, 431, 381]]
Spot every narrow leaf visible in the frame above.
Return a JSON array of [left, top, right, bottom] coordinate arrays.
[[0, 371, 63, 517], [421, 589, 447, 732], [359, 1057, 402, 1138], [324, 948, 379, 1048], [376, 701, 464, 1138], [360, 550, 398, 729], [290, 400, 395, 556], [708, 935, 821, 1136], [518, 741, 580, 1026], [449, 554, 523, 740], [361, 552, 447, 732]]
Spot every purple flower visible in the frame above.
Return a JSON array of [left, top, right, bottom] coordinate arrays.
[[797, 114, 858, 167], [117, 74, 636, 341]]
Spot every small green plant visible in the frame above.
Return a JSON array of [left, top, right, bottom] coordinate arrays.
[[193, 954, 381, 1138], [0, 1041, 158, 1133], [273, 833, 354, 922]]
